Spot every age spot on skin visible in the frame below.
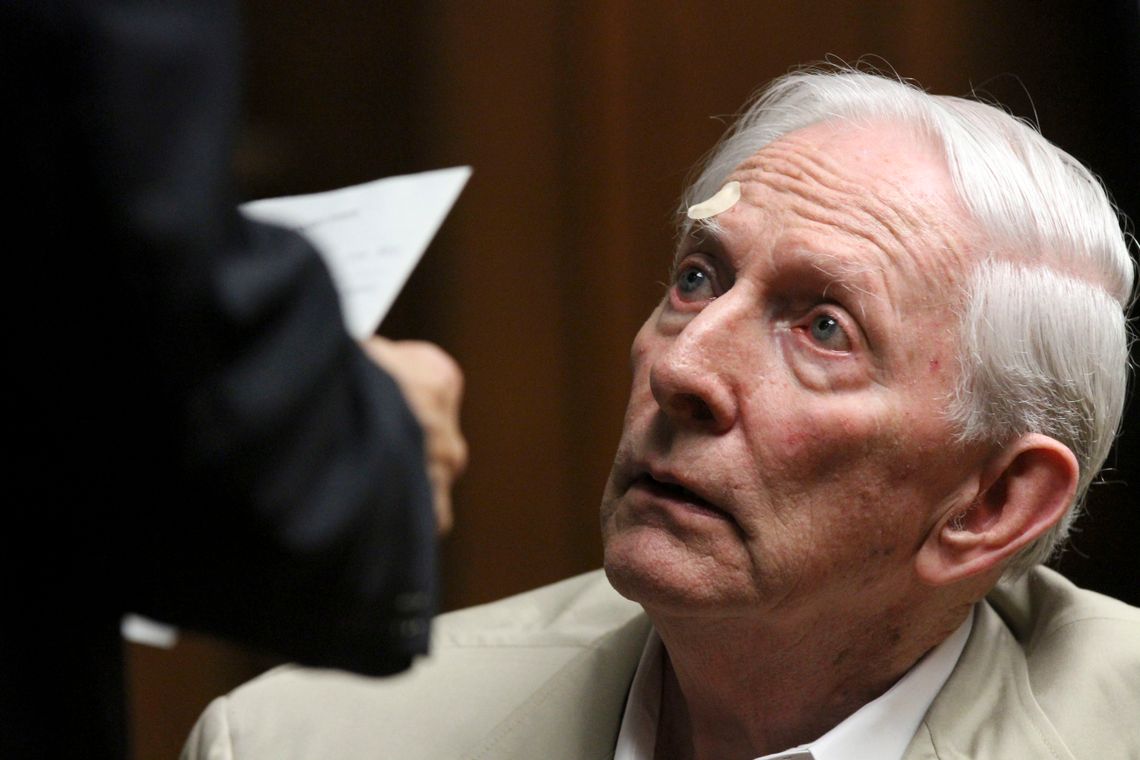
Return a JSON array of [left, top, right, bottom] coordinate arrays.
[[867, 544, 897, 559]]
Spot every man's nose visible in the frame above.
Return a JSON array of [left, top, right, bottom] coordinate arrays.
[[647, 305, 740, 433]]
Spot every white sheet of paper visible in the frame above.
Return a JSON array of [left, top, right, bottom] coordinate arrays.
[[121, 167, 470, 649], [241, 166, 471, 339]]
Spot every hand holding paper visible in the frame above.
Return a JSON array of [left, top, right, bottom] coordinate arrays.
[[244, 166, 472, 534]]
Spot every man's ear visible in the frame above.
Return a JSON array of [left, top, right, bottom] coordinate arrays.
[[916, 434, 1079, 586]]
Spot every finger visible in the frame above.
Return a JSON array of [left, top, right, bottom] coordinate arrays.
[[428, 464, 455, 535]]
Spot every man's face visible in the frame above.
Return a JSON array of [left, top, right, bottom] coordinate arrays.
[[601, 120, 988, 623]]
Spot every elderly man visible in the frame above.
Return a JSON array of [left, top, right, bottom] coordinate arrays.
[[184, 68, 1139, 760]]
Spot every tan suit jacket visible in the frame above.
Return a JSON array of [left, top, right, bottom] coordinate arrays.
[[183, 567, 1139, 760]]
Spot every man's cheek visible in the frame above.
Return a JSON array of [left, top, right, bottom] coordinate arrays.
[[765, 410, 888, 482]]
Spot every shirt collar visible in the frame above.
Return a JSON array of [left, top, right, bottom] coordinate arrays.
[[614, 607, 975, 760]]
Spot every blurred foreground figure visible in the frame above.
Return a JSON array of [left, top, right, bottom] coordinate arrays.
[[3, 2, 465, 759], [186, 67, 1137, 760]]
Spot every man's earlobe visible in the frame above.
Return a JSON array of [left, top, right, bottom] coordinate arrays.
[[916, 434, 1079, 586]]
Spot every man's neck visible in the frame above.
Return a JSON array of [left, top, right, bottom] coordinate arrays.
[[649, 594, 973, 760]]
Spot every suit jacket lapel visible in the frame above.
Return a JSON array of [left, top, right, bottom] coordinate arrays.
[[902, 598, 1075, 760]]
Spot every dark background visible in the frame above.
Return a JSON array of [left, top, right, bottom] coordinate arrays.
[[127, 2, 1139, 757]]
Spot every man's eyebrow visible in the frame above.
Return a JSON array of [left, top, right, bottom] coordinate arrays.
[[671, 227, 725, 276], [788, 247, 890, 316]]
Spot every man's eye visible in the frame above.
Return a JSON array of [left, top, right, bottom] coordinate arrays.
[[678, 267, 707, 293], [670, 262, 725, 303], [808, 312, 851, 351]]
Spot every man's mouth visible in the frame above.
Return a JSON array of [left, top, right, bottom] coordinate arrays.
[[630, 473, 733, 521]]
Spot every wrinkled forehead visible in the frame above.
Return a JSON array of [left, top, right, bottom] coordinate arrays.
[[731, 120, 949, 193], [706, 120, 981, 298]]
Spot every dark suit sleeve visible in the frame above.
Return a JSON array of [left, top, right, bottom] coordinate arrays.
[[6, 0, 437, 679]]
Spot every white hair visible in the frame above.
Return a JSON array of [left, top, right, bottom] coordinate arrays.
[[682, 65, 1134, 574]]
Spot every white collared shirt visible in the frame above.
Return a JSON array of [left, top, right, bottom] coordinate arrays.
[[613, 607, 975, 760]]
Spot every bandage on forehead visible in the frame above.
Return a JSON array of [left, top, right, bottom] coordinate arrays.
[[686, 180, 741, 221]]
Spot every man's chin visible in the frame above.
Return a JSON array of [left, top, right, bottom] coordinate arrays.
[[602, 531, 750, 615]]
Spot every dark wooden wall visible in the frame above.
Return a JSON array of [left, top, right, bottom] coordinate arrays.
[[128, 2, 1139, 757]]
